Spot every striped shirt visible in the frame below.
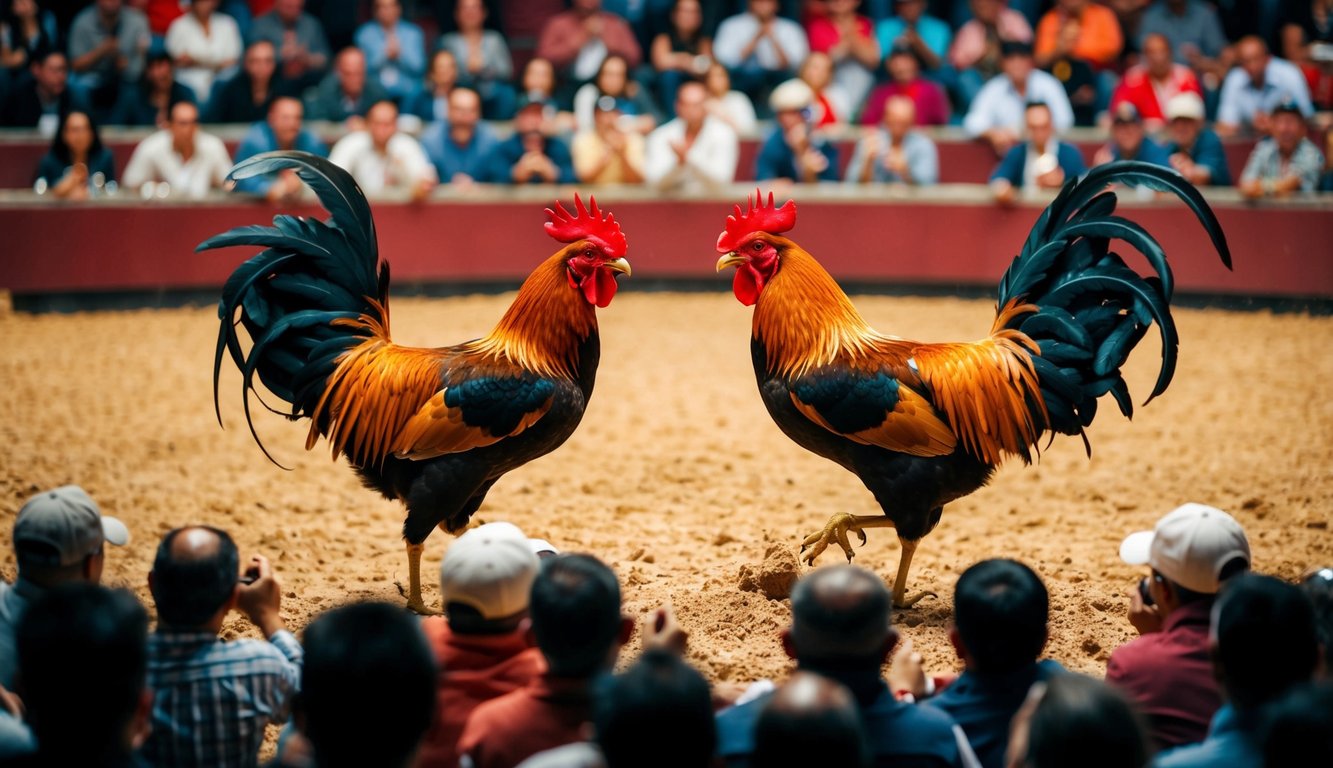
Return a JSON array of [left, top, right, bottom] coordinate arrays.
[[141, 629, 302, 768]]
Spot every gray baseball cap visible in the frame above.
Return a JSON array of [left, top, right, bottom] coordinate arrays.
[[13, 485, 129, 567]]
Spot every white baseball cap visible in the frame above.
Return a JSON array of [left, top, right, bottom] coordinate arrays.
[[13, 485, 129, 567], [439, 522, 540, 620], [1119, 503, 1250, 594], [769, 79, 814, 112], [1165, 92, 1205, 122]]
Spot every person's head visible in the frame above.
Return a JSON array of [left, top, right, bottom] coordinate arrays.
[[372, 0, 400, 26], [30, 48, 67, 97], [1007, 674, 1150, 768], [1272, 100, 1308, 154], [522, 56, 555, 96], [95, 0, 122, 19], [1260, 681, 1333, 767], [528, 553, 631, 678], [268, 96, 304, 147], [595, 54, 630, 97], [13, 484, 127, 588], [594, 94, 626, 132], [970, 0, 1004, 26], [675, 79, 707, 129], [784, 565, 896, 672], [454, 0, 487, 31], [1166, 92, 1205, 149], [168, 100, 199, 149], [144, 51, 175, 91], [447, 87, 481, 132], [1000, 40, 1034, 85], [273, 0, 304, 23], [1119, 503, 1251, 614], [439, 521, 540, 635], [335, 47, 366, 96], [571, 0, 601, 15], [148, 526, 240, 630], [704, 61, 731, 96], [429, 48, 458, 91], [752, 671, 870, 768], [1237, 36, 1270, 85], [1056, 0, 1088, 13], [770, 78, 814, 131], [189, 0, 218, 20], [670, 0, 703, 36], [895, 0, 925, 23], [1301, 568, 1333, 678], [1212, 573, 1319, 711], [951, 559, 1048, 675], [1110, 101, 1145, 154], [799, 51, 833, 91], [824, 0, 859, 18], [243, 40, 277, 85], [883, 95, 916, 142], [16, 584, 150, 763], [886, 45, 920, 84], [9, 0, 38, 21], [748, 0, 779, 21], [1142, 33, 1173, 79], [1024, 101, 1053, 147], [298, 601, 435, 768], [366, 99, 398, 150], [594, 650, 716, 768]]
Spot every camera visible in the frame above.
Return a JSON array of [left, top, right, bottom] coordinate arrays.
[[1138, 576, 1155, 606]]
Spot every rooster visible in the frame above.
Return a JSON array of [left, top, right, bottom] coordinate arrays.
[[201, 152, 631, 613], [715, 162, 1231, 608]]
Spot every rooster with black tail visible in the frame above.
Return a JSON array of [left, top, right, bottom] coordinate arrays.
[[202, 151, 631, 612], [715, 161, 1231, 608]]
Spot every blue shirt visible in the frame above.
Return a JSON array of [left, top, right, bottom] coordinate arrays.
[[1154, 704, 1263, 768], [487, 134, 576, 185], [0, 580, 41, 690], [926, 660, 1066, 768], [990, 140, 1087, 186], [1108, 136, 1173, 167], [756, 128, 840, 182], [1216, 58, 1314, 131], [963, 70, 1075, 138], [421, 121, 499, 183], [1137, 0, 1227, 61], [231, 122, 329, 195], [844, 129, 939, 185], [354, 19, 426, 100], [876, 15, 953, 68], [1165, 127, 1231, 185]]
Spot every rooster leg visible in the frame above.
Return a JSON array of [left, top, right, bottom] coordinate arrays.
[[402, 541, 439, 615], [890, 537, 936, 609], [799, 513, 897, 567]]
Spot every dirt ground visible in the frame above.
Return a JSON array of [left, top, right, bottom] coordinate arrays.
[[2, 292, 1331, 691]]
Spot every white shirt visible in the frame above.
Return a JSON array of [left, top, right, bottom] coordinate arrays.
[[122, 129, 233, 198], [713, 13, 809, 71], [328, 131, 437, 197], [644, 115, 739, 193], [1216, 56, 1314, 130], [707, 90, 759, 137], [963, 69, 1074, 138], [165, 11, 242, 102]]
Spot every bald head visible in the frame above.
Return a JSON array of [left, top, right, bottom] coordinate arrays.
[[884, 95, 916, 140], [753, 672, 870, 768], [788, 566, 895, 666], [150, 526, 239, 628]]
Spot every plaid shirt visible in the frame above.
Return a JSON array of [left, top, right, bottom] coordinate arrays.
[[141, 629, 302, 768]]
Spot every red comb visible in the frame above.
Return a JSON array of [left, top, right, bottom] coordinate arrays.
[[716, 189, 797, 253], [544, 194, 627, 258]]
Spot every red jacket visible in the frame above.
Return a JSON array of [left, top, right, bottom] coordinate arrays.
[[457, 675, 593, 768], [1109, 64, 1201, 124]]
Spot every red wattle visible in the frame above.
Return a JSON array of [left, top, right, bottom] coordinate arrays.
[[733, 265, 763, 306], [582, 268, 619, 308]]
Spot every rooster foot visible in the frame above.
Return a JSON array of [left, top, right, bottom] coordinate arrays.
[[894, 590, 938, 610], [799, 513, 870, 567], [395, 580, 441, 615]]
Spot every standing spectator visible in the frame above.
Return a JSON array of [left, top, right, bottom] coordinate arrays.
[[329, 99, 436, 199], [232, 95, 328, 200], [807, 0, 880, 109], [1162, 91, 1230, 185], [305, 46, 389, 124], [122, 99, 231, 196], [1238, 99, 1325, 197], [572, 52, 657, 134], [650, 0, 712, 116], [0, 485, 128, 690], [536, 0, 642, 102], [408, 47, 457, 123], [67, 0, 150, 120], [1137, 0, 1228, 80], [164, 0, 241, 102], [488, 95, 577, 184], [141, 525, 302, 768], [1093, 102, 1172, 166], [875, 0, 951, 74], [1034, 0, 1124, 72], [1109, 33, 1201, 129], [438, 0, 515, 119], [756, 78, 839, 183], [964, 41, 1073, 156], [989, 100, 1086, 204], [354, 0, 426, 107], [702, 60, 757, 135], [203, 39, 293, 124], [113, 50, 195, 127], [1, 49, 88, 131], [1216, 36, 1313, 137], [713, 0, 809, 113], [845, 94, 938, 184], [861, 43, 950, 125], [797, 51, 849, 126], [574, 94, 646, 183], [644, 79, 739, 191], [420, 86, 498, 185], [249, 0, 330, 92], [32, 109, 116, 196], [1107, 503, 1251, 750], [751, 672, 869, 768], [947, 0, 1034, 110], [1005, 674, 1152, 768], [1, 0, 59, 79]]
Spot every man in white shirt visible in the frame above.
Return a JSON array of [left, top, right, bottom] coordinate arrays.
[[1215, 35, 1314, 138], [963, 40, 1073, 157], [713, 0, 809, 111], [122, 100, 232, 198], [329, 99, 437, 200], [644, 80, 739, 193]]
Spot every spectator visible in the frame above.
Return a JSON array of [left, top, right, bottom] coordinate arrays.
[[946, 0, 1034, 110], [249, 0, 330, 92], [703, 61, 757, 135], [420, 86, 498, 185], [67, 0, 150, 120], [328, 99, 435, 199], [457, 553, 635, 768], [650, 0, 712, 116], [1107, 503, 1250, 750], [845, 94, 938, 184], [439, 0, 515, 119], [0, 485, 128, 690], [1162, 92, 1230, 185], [12, 584, 152, 767], [574, 94, 646, 183], [1302, 567, 1332, 679], [113, 50, 195, 127], [1216, 35, 1313, 137], [989, 100, 1086, 204], [1137, 0, 1228, 79], [1154, 574, 1320, 768], [1259, 681, 1333, 767], [122, 99, 231, 197], [517, 56, 577, 134], [715, 565, 976, 768], [1280, 0, 1333, 110], [204, 40, 293, 124], [964, 41, 1073, 157], [489, 95, 577, 184], [0, 0, 59, 79], [713, 0, 809, 113], [807, 0, 880, 109], [875, 0, 952, 74], [1238, 99, 1325, 198], [232, 96, 327, 201], [1093, 102, 1172, 167], [862, 43, 950, 126], [141, 525, 302, 768], [407, 48, 458, 123], [165, 0, 241, 103], [1109, 33, 1201, 130], [1033, 0, 1123, 72], [573, 53, 657, 134], [798, 50, 849, 126], [354, 0, 426, 106], [644, 79, 739, 191], [536, 0, 642, 101], [1, 49, 88, 132], [756, 78, 839, 183], [306, 46, 389, 124], [1006, 674, 1151, 768], [32, 110, 116, 197], [297, 601, 436, 768], [751, 672, 869, 768]]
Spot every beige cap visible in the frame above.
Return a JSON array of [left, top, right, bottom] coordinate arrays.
[[769, 79, 814, 112], [439, 522, 540, 620], [13, 485, 129, 567], [1119, 503, 1250, 594], [1165, 92, 1205, 121]]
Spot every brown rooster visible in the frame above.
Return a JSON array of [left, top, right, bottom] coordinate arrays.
[[715, 162, 1230, 608], [201, 152, 631, 612]]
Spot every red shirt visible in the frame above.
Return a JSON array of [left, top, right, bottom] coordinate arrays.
[[457, 674, 593, 768], [807, 15, 875, 54], [1109, 63, 1201, 124], [860, 79, 951, 126]]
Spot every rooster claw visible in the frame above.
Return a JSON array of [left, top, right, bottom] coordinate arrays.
[[894, 590, 938, 610]]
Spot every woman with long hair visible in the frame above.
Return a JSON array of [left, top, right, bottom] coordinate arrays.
[[34, 109, 116, 199], [572, 54, 658, 135]]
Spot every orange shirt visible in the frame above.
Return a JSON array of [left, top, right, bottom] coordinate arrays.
[[1035, 3, 1124, 68]]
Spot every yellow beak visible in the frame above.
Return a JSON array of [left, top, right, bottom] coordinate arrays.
[[716, 252, 744, 272], [604, 257, 632, 277]]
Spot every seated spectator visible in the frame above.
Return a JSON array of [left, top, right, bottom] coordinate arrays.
[[1162, 92, 1230, 185], [1280, 0, 1333, 111], [439, 0, 515, 119], [703, 61, 758, 136], [756, 78, 839, 183], [713, 0, 809, 114], [947, 0, 1034, 110], [114, 50, 196, 127], [33, 109, 118, 197], [964, 41, 1073, 157], [798, 51, 849, 127], [1137, 0, 1228, 85], [232, 96, 327, 200], [875, 0, 952, 75], [1093, 102, 1172, 167], [204, 40, 294, 125], [1155, 574, 1319, 768], [751, 672, 869, 768], [421, 86, 499, 185], [536, 0, 642, 103], [141, 526, 302, 768], [573, 53, 658, 135], [457, 553, 634, 768], [165, 0, 242, 103], [249, 0, 330, 92], [650, 0, 712, 116], [1239, 99, 1326, 198], [845, 95, 938, 184], [1260, 681, 1333, 767], [1107, 503, 1250, 750], [328, 99, 435, 199], [67, 0, 150, 121], [0, 485, 127, 690], [861, 44, 950, 126], [1033, 0, 1123, 73], [644, 79, 739, 191], [1109, 33, 1201, 130], [807, 0, 880, 109], [1216, 36, 1313, 137], [306, 47, 390, 124], [574, 95, 646, 183], [989, 100, 1085, 204], [1, 49, 87, 132], [489, 95, 577, 184], [0, 0, 59, 80], [1301, 567, 1332, 679], [517, 56, 578, 134], [407, 48, 458, 123], [354, 0, 426, 106], [1006, 674, 1151, 768], [122, 99, 231, 197], [715, 565, 976, 767], [297, 601, 436, 768]]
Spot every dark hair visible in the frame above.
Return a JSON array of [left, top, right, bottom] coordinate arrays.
[[1300, 568, 1332, 673], [49, 109, 104, 166], [789, 566, 892, 669], [528, 554, 622, 678], [753, 672, 870, 768], [151, 526, 239, 627], [595, 650, 715, 768], [445, 601, 526, 635], [1024, 674, 1150, 768], [1260, 681, 1333, 767], [954, 559, 1048, 674], [595, 53, 632, 97], [17, 584, 148, 761], [300, 601, 437, 768], [1024, 100, 1051, 117], [1214, 573, 1319, 710]]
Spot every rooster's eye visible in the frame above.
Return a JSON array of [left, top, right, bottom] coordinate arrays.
[[752, 242, 764, 252]]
